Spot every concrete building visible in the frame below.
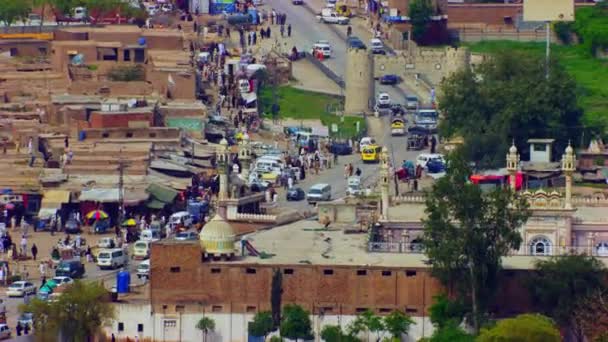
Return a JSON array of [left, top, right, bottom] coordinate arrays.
[[344, 47, 374, 115]]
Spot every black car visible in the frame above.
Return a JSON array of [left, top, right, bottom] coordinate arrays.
[[55, 260, 85, 279], [64, 219, 81, 234], [330, 142, 353, 155], [292, 0, 303, 4], [286, 187, 306, 201], [390, 104, 406, 116]]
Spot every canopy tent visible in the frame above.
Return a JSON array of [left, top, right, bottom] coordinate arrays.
[[145, 183, 179, 209]]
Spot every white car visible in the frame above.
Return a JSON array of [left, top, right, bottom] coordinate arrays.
[[175, 231, 198, 241], [370, 38, 383, 52], [311, 42, 332, 58], [359, 137, 376, 152], [6, 281, 36, 297], [416, 153, 445, 168], [0, 324, 10, 339], [377, 92, 391, 107], [52, 276, 74, 287]]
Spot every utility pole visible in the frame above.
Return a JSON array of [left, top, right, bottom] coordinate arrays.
[[117, 156, 130, 229]]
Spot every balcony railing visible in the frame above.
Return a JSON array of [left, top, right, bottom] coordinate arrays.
[[369, 242, 608, 258]]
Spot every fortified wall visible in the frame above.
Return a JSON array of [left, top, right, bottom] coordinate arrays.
[[373, 46, 470, 86]]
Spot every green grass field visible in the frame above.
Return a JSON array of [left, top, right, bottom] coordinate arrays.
[[259, 86, 366, 139], [465, 41, 608, 130]]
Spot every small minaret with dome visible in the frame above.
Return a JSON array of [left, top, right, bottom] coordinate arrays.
[[216, 138, 229, 201], [561, 142, 576, 209], [506, 141, 520, 191], [380, 146, 390, 220]]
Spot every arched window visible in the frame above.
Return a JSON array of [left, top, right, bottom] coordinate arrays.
[[597, 242, 608, 257], [530, 236, 552, 256]]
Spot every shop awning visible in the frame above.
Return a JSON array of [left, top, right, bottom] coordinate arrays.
[[146, 183, 178, 203], [41, 190, 71, 209], [79, 188, 149, 204], [146, 199, 166, 209], [38, 208, 58, 219]]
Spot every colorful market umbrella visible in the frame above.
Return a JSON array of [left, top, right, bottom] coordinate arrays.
[[86, 210, 108, 220], [122, 218, 137, 226]]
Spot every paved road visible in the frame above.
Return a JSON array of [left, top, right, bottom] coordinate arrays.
[[262, 0, 409, 104]]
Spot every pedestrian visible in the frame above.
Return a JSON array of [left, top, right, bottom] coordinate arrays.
[[287, 24, 291, 37], [430, 135, 437, 154], [287, 176, 293, 189], [253, 31, 257, 45], [226, 27, 231, 38], [20, 235, 27, 257], [247, 32, 251, 46], [23, 323, 29, 335], [260, 27, 265, 39], [111, 333, 116, 342], [348, 163, 354, 177], [0, 267, 4, 286], [16, 322, 22, 336], [271, 9, 276, 24], [31, 243, 37, 260], [266, 26, 271, 38], [280, 24, 284, 37], [40, 275, 46, 288], [344, 164, 349, 179], [356, 168, 362, 177]]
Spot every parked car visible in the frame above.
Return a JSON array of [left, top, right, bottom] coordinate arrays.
[[137, 260, 150, 279], [6, 281, 36, 297], [311, 41, 332, 58], [380, 74, 399, 85], [175, 231, 198, 241], [64, 218, 81, 234], [55, 260, 85, 279], [51, 276, 74, 287], [416, 153, 445, 169], [17, 313, 33, 328], [0, 324, 10, 339], [292, 0, 304, 4], [330, 141, 353, 155], [286, 187, 306, 201], [370, 38, 385, 54], [376, 92, 391, 107]]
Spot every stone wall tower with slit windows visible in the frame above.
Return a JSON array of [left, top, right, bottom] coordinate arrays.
[[344, 46, 374, 115]]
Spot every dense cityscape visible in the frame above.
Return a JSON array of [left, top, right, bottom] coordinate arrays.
[[0, 0, 606, 341]]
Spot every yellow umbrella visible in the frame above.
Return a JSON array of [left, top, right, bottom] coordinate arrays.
[[86, 210, 108, 220], [123, 218, 137, 226]]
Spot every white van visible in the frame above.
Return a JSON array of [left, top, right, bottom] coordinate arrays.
[[137, 260, 150, 279], [416, 153, 445, 168], [133, 240, 151, 260], [97, 248, 128, 270], [346, 176, 362, 196], [254, 159, 282, 173], [167, 212, 193, 229], [140, 229, 161, 242], [258, 155, 284, 167], [359, 137, 377, 152], [307, 183, 332, 204]]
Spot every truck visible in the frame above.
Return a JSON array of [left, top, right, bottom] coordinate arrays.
[[316, 8, 349, 25]]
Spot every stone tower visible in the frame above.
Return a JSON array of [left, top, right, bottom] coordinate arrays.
[[380, 146, 390, 220], [506, 141, 519, 191], [239, 133, 252, 180], [561, 142, 576, 209], [217, 138, 229, 200], [344, 47, 374, 115]]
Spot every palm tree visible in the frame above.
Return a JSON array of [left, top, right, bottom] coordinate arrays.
[[196, 316, 215, 342]]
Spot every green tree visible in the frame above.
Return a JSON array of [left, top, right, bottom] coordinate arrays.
[[383, 310, 414, 340], [280, 304, 313, 342], [529, 254, 607, 340], [427, 323, 474, 342], [321, 324, 359, 342], [348, 309, 385, 341], [438, 50, 582, 169], [408, 0, 433, 43], [249, 311, 274, 340], [20, 281, 114, 342], [269, 336, 283, 342], [49, 0, 78, 16], [429, 294, 467, 329], [196, 316, 216, 342], [0, 0, 32, 27], [477, 314, 561, 342], [422, 151, 530, 333], [271, 269, 283, 329]]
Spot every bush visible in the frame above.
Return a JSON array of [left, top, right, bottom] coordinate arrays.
[[554, 22, 573, 45], [107, 65, 145, 82]]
